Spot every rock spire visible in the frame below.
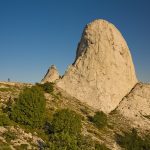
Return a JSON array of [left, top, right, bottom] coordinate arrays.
[[57, 19, 137, 113], [41, 65, 60, 83]]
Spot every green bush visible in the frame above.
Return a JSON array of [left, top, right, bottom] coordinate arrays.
[[10, 86, 46, 128], [90, 111, 107, 129], [48, 133, 78, 150], [2, 97, 13, 114], [45, 109, 81, 149], [46, 109, 109, 150], [116, 128, 150, 150], [0, 113, 11, 126], [51, 109, 82, 136], [36, 82, 54, 94], [3, 130, 17, 142], [47, 133, 110, 150]]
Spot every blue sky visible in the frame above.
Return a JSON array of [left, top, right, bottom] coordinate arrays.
[[0, 0, 150, 83]]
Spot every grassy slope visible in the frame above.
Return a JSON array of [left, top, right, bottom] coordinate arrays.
[[0, 82, 149, 150]]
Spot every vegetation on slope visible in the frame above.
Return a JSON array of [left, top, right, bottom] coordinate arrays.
[[0, 112, 12, 126], [0, 82, 111, 149], [10, 86, 46, 128], [116, 128, 150, 150], [46, 108, 109, 150], [1, 82, 150, 150], [36, 82, 54, 94], [51, 109, 81, 135], [89, 111, 108, 129]]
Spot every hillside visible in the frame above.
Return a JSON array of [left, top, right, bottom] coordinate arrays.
[[0, 81, 150, 150]]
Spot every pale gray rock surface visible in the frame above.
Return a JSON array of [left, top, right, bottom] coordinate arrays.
[[41, 65, 60, 83], [117, 83, 150, 130], [57, 19, 137, 113]]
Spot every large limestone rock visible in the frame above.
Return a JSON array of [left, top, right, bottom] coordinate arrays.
[[41, 65, 60, 83], [117, 83, 150, 130], [57, 19, 137, 113]]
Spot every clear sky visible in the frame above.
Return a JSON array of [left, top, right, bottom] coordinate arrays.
[[0, 0, 150, 83]]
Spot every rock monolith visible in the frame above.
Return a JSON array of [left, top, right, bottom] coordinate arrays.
[[57, 19, 137, 113]]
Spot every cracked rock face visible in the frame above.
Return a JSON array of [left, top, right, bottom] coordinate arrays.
[[41, 65, 60, 83], [57, 19, 137, 113]]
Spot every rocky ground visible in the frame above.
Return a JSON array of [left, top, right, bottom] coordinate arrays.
[[0, 81, 150, 150]]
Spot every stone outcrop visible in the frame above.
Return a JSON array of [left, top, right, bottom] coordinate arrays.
[[41, 65, 60, 83], [57, 19, 137, 113], [117, 83, 150, 130]]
